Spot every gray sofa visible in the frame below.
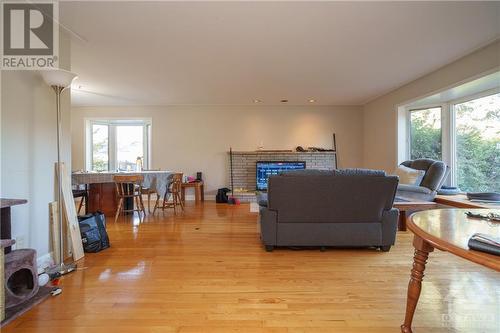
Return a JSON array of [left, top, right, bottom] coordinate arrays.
[[396, 159, 449, 201], [258, 169, 399, 252]]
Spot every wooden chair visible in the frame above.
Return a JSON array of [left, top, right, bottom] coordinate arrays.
[[113, 175, 146, 222], [159, 173, 184, 214], [72, 184, 88, 215], [141, 177, 159, 213]]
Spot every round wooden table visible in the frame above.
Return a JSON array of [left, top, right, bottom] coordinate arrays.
[[401, 208, 500, 333]]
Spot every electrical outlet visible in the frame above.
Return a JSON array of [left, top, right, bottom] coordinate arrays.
[[14, 235, 25, 249]]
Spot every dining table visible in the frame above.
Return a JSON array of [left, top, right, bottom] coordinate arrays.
[[72, 171, 173, 216]]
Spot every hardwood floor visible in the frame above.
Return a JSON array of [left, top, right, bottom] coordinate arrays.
[[4, 202, 499, 333]]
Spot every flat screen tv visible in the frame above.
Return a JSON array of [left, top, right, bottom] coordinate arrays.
[[256, 161, 306, 191]]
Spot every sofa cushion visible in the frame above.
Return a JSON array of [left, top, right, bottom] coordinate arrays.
[[393, 165, 425, 186], [396, 184, 435, 201], [397, 184, 432, 194]]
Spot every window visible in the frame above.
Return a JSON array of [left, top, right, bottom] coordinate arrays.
[[116, 125, 145, 171], [91, 124, 109, 171], [86, 119, 151, 171], [406, 91, 500, 192], [409, 107, 442, 160], [454, 94, 499, 192]]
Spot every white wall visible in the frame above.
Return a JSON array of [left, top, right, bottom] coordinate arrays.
[[362, 40, 500, 173], [0, 32, 72, 262], [71, 105, 363, 195]]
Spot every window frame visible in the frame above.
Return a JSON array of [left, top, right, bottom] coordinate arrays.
[[89, 120, 110, 172], [406, 104, 447, 164], [449, 88, 500, 188], [405, 88, 499, 188], [85, 118, 152, 172]]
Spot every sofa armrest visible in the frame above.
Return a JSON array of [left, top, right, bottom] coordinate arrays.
[[259, 208, 278, 246], [381, 208, 398, 246]]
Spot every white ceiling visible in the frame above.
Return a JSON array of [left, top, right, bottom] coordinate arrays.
[[61, 1, 500, 107]]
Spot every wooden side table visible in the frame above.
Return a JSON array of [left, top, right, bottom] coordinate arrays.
[[393, 201, 438, 231], [435, 194, 500, 209], [181, 181, 204, 203]]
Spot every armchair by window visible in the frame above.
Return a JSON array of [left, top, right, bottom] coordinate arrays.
[[396, 159, 449, 201]]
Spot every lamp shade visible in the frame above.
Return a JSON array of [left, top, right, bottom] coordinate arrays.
[[39, 68, 78, 88]]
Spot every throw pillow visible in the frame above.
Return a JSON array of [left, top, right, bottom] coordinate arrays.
[[393, 165, 425, 186]]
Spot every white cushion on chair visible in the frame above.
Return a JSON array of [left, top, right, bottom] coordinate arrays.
[[393, 165, 425, 186]]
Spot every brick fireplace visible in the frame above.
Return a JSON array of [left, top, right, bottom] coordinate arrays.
[[228, 151, 336, 201]]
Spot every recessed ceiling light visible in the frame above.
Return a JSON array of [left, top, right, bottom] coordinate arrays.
[[254, 99, 262, 103], [309, 99, 316, 103], [280, 99, 288, 103]]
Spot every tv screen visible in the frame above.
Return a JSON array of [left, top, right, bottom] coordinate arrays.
[[256, 161, 306, 191]]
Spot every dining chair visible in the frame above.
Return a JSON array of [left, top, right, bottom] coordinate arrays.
[[113, 175, 146, 222], [141, 176, 159, 213], [159, 173, 184, 214], [72, 184, 88, 215]]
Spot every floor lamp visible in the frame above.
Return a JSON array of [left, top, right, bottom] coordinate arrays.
[[39, 68, 78, 275]]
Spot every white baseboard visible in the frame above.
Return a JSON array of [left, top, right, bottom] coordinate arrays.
[[37, 252, 54, 274], [250, 202, 260, 213], [181, 194, 215, 201], [183, 194, 214, 201], [184, 194, 195, 201], [141, 194, 213, 201]]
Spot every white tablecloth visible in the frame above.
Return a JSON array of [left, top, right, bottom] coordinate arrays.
[[72, 171, 174, 197]]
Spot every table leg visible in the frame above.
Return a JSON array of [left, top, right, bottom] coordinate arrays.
[[194, 186, 201, 203], [181, 187, 186, 203], [200, 184, 204, 201], [401, 236, 434, 333], [398, 211, 407, 231]]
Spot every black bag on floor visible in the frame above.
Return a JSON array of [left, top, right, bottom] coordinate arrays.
[[78, 212, 110, 253], [216, 188, 231, 203]]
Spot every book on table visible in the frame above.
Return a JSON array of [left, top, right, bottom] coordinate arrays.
[[468, 233, 500, 256]]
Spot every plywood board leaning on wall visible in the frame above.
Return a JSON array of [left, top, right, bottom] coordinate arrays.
[[49, 202, 61, 264], [55, 163, 84, 261], [49, 201, 73, 263]]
